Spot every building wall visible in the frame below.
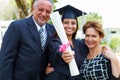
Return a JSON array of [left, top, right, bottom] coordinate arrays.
[[104, 28, 120, 53], [104, 28, 120, 43]]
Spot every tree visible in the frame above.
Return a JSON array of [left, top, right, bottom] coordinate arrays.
[[15, 0, 30, 19]]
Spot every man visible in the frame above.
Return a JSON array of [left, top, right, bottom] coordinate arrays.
[[0, 0, 55, 80]]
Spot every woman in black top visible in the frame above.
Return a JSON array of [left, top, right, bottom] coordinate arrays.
[[62, 21, 120, 80]]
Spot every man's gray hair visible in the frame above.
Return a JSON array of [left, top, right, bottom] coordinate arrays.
[[33, 0, 53, 6]]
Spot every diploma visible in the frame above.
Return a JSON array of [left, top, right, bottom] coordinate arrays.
[[50, 11, 79, 76]]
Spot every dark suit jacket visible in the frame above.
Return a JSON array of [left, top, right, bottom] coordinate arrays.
[[0, 16, 56, 80]]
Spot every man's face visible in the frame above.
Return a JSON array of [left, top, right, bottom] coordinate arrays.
[[32, 0, 52, 26]]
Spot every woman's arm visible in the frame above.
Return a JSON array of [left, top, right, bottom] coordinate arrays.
[[102, 46, 120, 78], [45, 63, 54, 75]]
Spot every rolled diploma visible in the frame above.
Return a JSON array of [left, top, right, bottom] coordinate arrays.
[[50, 11, 79, 76]]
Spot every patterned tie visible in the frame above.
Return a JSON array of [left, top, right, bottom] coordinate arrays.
[[39, 28, 45, 49]]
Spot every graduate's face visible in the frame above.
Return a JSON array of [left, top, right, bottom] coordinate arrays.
[[32, 0, 52, 26], [63, 19, 77, 37], [84, 27, 102, 49]]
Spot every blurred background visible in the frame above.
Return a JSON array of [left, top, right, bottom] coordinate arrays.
[[0, 0, 120, 56]]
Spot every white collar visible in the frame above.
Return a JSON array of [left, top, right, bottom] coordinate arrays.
[[32, 16, 46, 32]]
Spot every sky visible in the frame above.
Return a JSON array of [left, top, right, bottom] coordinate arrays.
[[55, 0, 120, 28]]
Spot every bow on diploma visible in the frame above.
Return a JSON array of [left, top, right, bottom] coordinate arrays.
[[50, 11, 79, 76]]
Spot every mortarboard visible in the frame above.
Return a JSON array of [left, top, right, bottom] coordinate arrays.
[[54, 5, 86, 20]]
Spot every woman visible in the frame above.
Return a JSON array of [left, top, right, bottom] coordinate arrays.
[[63, 21, 120, 80], [45, 5, 88, 80]]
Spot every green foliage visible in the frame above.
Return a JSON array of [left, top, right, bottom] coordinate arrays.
[[85, 12, 102, 22], [78, 12, 102, 30], [100, 39, 107, 46], [109, 36, 120, 50], [53, 0, 58, 3]]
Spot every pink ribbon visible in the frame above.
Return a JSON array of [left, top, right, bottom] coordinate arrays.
[[59, 42, 71, 53]]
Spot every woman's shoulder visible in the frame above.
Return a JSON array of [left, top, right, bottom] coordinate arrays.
[[75, 38, 87, 47], [76, 38, 85, 43], [51, 38, 61, 44], [48, 38, 62, 48]]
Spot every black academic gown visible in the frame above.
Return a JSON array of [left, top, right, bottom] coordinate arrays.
[[45, 38, 88, 80]]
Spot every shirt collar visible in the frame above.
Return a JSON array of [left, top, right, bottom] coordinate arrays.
[[32, 16, 46, 32]]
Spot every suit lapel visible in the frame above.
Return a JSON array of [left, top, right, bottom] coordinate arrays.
[[26, 16, 42, 48], [26, 16, 55, 52]]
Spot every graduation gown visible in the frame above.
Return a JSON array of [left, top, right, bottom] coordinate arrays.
[[45, 38, 88, 80]]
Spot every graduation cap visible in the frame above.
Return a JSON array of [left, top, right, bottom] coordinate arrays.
[[54, 5, 87, 20]]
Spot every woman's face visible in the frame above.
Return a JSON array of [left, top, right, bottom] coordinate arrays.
[[84, 27, 102, 49], [62, 19, 77, 37]]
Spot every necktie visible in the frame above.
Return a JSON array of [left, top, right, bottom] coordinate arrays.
[[39, 28, 45, 49]]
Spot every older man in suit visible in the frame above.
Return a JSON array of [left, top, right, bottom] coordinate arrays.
[[0, 0, 55, 80]]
